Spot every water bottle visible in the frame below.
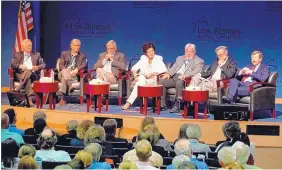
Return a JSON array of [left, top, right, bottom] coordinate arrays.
[[50, 70, 54, 82], [40, 70, 44, 78]]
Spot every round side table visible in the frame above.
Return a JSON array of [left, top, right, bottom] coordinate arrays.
[[84, 83, 109, 113], [33, 81, 59, 110], [182, 90, 209, 119], [137, 85, 163, 115]]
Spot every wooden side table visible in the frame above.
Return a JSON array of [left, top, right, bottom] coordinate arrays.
[[84, 83, 109, 113], [182, 90, 209, 119], [137, 85, 163, 116], [33, 81, 59, 110]]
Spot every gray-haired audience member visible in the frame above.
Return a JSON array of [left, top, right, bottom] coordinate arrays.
[[217, 147, 243, 169], [177, 161, 197, 169], [84, 143, 111, 169], [172, 155, 190, 169], [33, 111, 47, 121], [103, 119, 128, 143]]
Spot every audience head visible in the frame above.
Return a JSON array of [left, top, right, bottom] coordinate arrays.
[[143, 124, 161, 145], [178, 161, 197, 169], [33, 111, 47, 121], [217, 147, 237, 167], [84, 124, 106, 146], [118, 160, 138, 170], [84, 143, 103, 162], [232, 141, 250, 165], [137, 130, 154, 145], [184, 43, 196, 58], [18, 144, 36, 158], [70, 39, 81, 53], [68, 159, 84, 169], [235, 132, 250, 146], [1, 113, 9, 129], [251, 50, 263, 66], [178, 124, 190, 139], [54, 164, 72, 169], [222, 121, 241, 140], [174, 139, 192, 158], [77, 120, 94, 140], [4, 108, 17, 124], [1, 138, 20, 168], [106, 40, 117, 55], [142, 42, 156, 59], [172, 155, 190, 169], [141, 116, 155, 131], [103, 119, 117, 136], [21, 39, 32, 53], [215, 45, 228, 61], [37, 128, 57, 150], [66, 120, 78, 134], [18, 155, 37, 169], [186, 124, 201, 140], [74, 150, 93, 168], [136, 139, 152, 162], [33, 118, 47, 135]]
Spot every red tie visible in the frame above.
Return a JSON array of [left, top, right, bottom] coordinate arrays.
[[241, 66, 255, 82]]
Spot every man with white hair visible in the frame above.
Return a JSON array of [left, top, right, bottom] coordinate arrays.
[[11, 39, 46, 106], [58, 39, 87, 105], [160, 43, 204, 113], [232, 141, 261, 169], [166, 139, 208, 169], [93, 40, 126, 84], [217, 147, 243, 169]]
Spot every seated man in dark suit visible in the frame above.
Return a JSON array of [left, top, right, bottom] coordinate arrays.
[[11, 39, 46, 106], [58, 39, 88, 106], [103, 119, 128, 143], [222, 50, 270, 104]]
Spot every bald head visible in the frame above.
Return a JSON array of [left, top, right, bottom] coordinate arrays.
[[1, 113, 9, 129], [174, 139, 192, 157], [41, 128, 53, 138]]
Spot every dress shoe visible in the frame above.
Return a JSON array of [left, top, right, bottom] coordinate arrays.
[[169, 104, 180, 113], [58, 99, 66, 106], [160, 105, 168, 111], [122, 102, 131, 110], [28, 100, 34, 107], [68, 86, 75, 93], [222, 96, 235, 105]]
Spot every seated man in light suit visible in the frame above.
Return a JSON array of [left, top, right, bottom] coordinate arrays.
[[93, 40, 126, 83], [190, 46, 237, 91], [58, 39, 87, 106], [11, 39, 46, 107], [160, 43, 204, 113], [222, 50, 270, 104]]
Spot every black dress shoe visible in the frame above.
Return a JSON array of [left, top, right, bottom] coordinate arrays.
[[222, 96, 236, 105], [68, 86, 75, 93], [160, 106, 167, 111], [169, 104, 180, 113]]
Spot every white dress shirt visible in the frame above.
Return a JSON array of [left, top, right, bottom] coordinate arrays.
[[239, 64, 260, 82], [23, 52, 33, 70]]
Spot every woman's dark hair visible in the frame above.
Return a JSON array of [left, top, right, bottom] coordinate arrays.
[[1, 138, 19, 168], [33, 118, 47, 135], [68, 159, 84, 169], [222, 121, 241, 139], [142, 42, 155, 54], [235, 132, 250, 146]]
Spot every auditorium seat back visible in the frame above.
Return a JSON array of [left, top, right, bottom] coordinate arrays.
[[55, 145, 84, 154], [42, 161, 68, 169]]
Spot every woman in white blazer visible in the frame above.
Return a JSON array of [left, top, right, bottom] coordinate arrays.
[[122, 43, 167, 110]]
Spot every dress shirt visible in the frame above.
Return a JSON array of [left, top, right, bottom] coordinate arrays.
[[23, 52, 32, 69], [176, 58, 192, 75], [239, 64, 261, 82]]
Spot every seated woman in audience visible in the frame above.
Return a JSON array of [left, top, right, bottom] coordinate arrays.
[[103, 119, 128, 143], [68, 159, 85, 169], [174, 124, 191, 144], [1, 138, 19, 168], [70, 120, 94, 146], [217, 147, 243, 169], [73, 150, 93, 169], [85, 143, 111, 169], [132, 116, 165, 143], [232, 141, 261, 169], [58, 120, 79, 145], [122, 42, 167, 110], [36, 128, 71, 162], [17, 155, 37, 169], [18, 144, 42, 168], [84, 124, 113, 155], [118, 160, 138, 170], [24, 118, 47, 136], [186, 124, 211, 155], [233, 132, 255, 165]]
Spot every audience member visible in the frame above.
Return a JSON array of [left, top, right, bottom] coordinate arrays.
[[1, 113, 24, 144], [232, 141, 261, 169], [1, 138, 20, 168], [73, 150, 93, 169], [18, 144, 42, 168], [119, 160, 138, 169], [167, 139, 208, 169], [186, 124, 211, 154], [58, 120, 79, 145], [217, 147, 243, 169], [4, 108, 24, 135], [17, 155, 37, 169], [24, 118, 47, 136], [103, 119, 128, 143], [71, 120, 94, 146], [68, 159, 84, 169], [33, 111, 47, 121], [172, 155, 190, 169], [234, 132, 255, 161], [54, 164, 72, 169], [135, 139, 160, 169], [177, 161, 197, 169], [85, 143, 111, 169], [36, 128, 71, 162]]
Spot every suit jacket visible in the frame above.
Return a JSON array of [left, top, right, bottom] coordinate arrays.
[[59, 50, 87, 71], [93, 51, 126, 77], [236, 64, 270, 83], [201, 57, 237, 79], [11, 51, 46, 74], [168, 55, 204, 77]]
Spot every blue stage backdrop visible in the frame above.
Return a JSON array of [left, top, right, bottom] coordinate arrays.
[[2, 1, 282, 97]]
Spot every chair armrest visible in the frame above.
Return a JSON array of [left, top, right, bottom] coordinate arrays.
[[249, 82, 276, 92], [87, 69, 96, 80], [8, 68, 14, 78]]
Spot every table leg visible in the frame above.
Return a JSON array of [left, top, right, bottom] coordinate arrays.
[[98, 95, 102, 113], [39, 93, 43, 109], [43, 93, 47, 105], [183, 101, 188, 118], [204, 102, 207, 119], [144, 97, 148, 116], [86, 95, 90, 112], [49, 93, 53, 109], [105, 95, 109, 112], [152, 97, 156, 113], [194, 102, 199, 119], [156, 97, 160, 115], [35, 93, 40, 108], [140, 97, 143, 114], [94, 96, 97, 111], [52, 93, 56, 110]]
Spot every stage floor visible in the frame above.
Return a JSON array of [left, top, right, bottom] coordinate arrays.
[[1, 93, 282, 122]]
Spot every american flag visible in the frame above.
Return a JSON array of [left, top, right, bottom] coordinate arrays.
[[14, 1, 34, 52]]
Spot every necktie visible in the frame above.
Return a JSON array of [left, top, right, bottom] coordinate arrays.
[[241, 66, 255, 82]]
